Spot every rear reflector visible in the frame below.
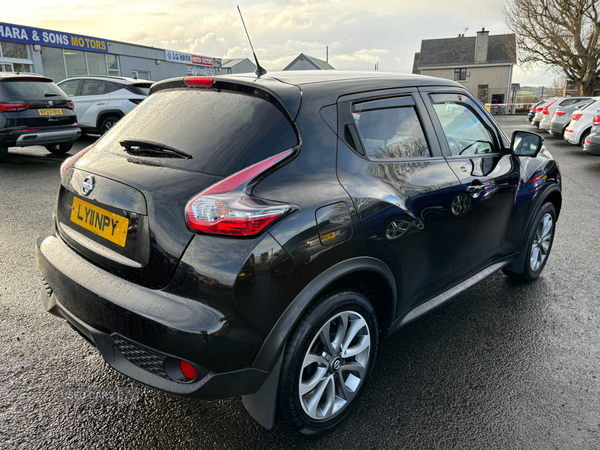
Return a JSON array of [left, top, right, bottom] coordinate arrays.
[[179, 361, 197, 380], [572, 113, 583, 121], [0, 102, 31, 112], [183, 76, 214, 87], [586, 141, 593, 145], [186, 149, 296, 236], [566, 129, 573, 133]]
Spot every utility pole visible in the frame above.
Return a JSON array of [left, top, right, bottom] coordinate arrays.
[[326, 46, 328, 63]]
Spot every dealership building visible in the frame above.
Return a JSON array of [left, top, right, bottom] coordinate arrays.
[[0, 21, 226, 82]]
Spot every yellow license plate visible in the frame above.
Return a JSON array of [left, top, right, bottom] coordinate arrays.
[[71, 197, 129, 247], [38, 108, 63, 115]]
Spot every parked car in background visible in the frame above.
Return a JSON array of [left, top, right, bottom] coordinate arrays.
[[527, 100, 544, 122], [56, 76, 153, 135], [532, 98, 557, 128], [0, 72, 81, 162], [563, 100, 600, 145], [582, 112, 600, 155], [549, 97, 597, 139], [37, 72, 562, 436], [539, 97, 591, 133]]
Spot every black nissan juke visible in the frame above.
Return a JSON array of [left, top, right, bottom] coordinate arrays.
[[36, 71, 562, 436]]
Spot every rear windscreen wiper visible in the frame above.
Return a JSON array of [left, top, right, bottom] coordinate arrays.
[[119, 139, 193, 159], [44, 93, 59, 97]]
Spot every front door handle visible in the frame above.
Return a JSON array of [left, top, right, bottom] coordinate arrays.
[[466, 183, 485, 198], [96, 102, 106, 105]]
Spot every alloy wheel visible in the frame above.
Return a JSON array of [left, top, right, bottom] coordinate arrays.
[[298, 311, 371, 420], [530, 212, 553, 272]]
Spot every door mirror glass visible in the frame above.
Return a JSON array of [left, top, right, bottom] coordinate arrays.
[[511, 131, 543, 157]]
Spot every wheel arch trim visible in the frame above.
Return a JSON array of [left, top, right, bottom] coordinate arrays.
[[251, 256, 396, 373]]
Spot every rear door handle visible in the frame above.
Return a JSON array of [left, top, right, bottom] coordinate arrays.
[[96, 102, 106, 105]]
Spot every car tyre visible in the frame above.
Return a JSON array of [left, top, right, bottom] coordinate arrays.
[[580, 129, 591, 146], [0, 145, 7, 162], [44, 141, 73, 154], [277, 289, 378, 436], [101, 116, 120, 134], [503, 202, 556, 282]]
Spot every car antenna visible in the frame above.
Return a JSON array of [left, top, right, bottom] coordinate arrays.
[[237, 5, 267, 77]]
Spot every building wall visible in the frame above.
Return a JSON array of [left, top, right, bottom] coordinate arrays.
[[118, 55, 187, 81], [420, 64, 512, 103]]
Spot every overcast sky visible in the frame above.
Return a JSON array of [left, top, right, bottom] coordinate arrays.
[[2, 0, 557, 86]]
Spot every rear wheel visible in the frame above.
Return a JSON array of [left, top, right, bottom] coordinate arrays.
[[0, 145, 7, 162], [580, 129, 591, 146], [277, 289, 378, 436], [44, 141, 73, 154], [101, 116, 120, 134], [503, 202, 556, 282]]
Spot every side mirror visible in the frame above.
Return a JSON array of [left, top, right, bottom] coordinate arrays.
[[511, 131, 544, 157]]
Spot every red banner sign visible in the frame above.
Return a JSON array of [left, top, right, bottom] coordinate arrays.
[[192, 55, 214, 66]]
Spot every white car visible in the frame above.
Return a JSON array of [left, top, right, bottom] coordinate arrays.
[[539, 97, 592, 132], [563, 100, 600, 145], [56, 76, 153, 134]]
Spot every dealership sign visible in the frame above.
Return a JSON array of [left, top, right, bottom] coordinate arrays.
[[0, 22, 108, 53], [167, 50, 214, 67]]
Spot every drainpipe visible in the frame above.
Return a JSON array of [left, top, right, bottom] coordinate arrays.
[[506, 64, 513, 114]]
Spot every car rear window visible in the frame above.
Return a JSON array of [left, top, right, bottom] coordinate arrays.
[[1, 80, 67, 100], [98, 88, 298, 176]]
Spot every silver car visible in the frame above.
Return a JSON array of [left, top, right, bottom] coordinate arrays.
[[540, 97, 591, 132]]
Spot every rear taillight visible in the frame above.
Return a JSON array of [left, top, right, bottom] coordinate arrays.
[[554, 111, 565, 116], [60, 146, 92, 179], [572, 113, 583, 121], [128, 98, 144, 105], [593, 115, 600, 126], [185, 149, 297, 236], [542, 100, 557, 115], [0, 102, 31, 112], [536, 107, 543, 112], [66, 102, 74, 109], [183, 76, 214, 87]]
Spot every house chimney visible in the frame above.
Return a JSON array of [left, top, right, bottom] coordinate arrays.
[[475, 27, 489, 63]]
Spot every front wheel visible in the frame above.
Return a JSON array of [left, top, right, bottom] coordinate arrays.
[[277, 289, 378, 436], [44, 141, 73, 154], [503, 202, 556, 282]]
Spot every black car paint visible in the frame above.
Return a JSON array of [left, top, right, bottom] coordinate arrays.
[[0, 74, 80, 150], [36, 72, 561, 429]]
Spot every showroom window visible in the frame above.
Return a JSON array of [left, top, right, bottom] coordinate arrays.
[[86, 52, 108, 76], [41, 47, 120, 82], [0, 41, 33, 73]]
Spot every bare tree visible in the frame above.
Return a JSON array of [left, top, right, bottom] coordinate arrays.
[[504, 0, 600, 95], [548, 77, 567, 96]]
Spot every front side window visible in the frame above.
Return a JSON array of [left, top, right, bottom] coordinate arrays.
[[431, 99, 496, 156], [354, 106, 430, 159], [58, 79, 80, 97], [454, 68, 467, 81]]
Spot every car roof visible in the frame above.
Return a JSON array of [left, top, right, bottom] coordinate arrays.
[[57, 75, 155, 84], [222, 70, 461, 89], [0, 72, 53, 83]]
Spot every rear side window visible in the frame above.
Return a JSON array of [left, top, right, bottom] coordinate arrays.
[[560, 98, 589, 107], [354, 106, 430, 159], [2, 80, 67, 100], [126, 84, 152, 96], [98, 89, 298, 176], [106, 82, 124, 93], [81, 80, 108, 96]]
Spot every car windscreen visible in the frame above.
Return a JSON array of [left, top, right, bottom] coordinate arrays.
[[97, 88, 298, 176], [1, 80, 68, 100]]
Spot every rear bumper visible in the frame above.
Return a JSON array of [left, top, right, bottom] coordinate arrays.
[[36, 232, 269, 399], [1, 127, 81, 148], [564, 131, 579, 145], [583, 139, 600, 156]]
